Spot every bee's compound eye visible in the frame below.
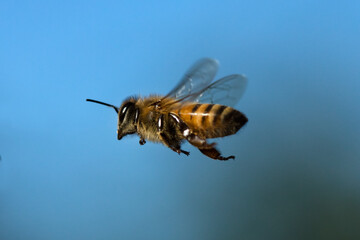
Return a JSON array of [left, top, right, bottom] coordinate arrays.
[[121, 106, 127, 114], [119, 102, 134, 123]]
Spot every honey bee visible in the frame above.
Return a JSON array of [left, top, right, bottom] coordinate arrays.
[[87, 58, 248, 160]]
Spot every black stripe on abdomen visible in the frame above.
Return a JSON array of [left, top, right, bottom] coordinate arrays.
[[201, 104, 214, 125], [212, 105, 227, 125], [190, 104, 201, 120]]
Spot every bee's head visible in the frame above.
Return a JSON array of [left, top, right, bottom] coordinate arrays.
[[86, 98, 138, 140], [117, 98, 138, 140]]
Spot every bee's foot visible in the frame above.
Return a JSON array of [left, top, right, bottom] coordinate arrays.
[[181, 150, 190, 156], [139, 138, 146, 145]]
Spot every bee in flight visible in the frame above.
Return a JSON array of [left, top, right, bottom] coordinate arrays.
[[87, 58, 248, 160]]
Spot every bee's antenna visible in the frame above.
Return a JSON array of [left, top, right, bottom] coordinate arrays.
[[86, 99, 119, 113]]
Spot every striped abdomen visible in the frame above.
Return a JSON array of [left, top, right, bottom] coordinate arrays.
[[174, 103, 248, 139]]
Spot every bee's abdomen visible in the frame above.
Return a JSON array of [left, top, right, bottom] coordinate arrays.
[[176, 103, 248, 138]]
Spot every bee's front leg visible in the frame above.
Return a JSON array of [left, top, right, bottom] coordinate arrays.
[[139, 137, 146, 145]]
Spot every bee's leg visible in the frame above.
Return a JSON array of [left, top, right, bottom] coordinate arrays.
[[139, 137, 146, 145], [180, 149, 190, 155], [198, 147, 235, 161], [187, 133, 234, 161], [158, 114, 190, 156], [186, 133, 215, 149], [167, 113, 233, 160], [159, 132, 190, 156]]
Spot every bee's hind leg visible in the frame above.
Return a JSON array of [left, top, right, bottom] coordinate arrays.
[[186, 133, 215, 149], [186, 133, 234, 161], [199, 147, 235, 161]]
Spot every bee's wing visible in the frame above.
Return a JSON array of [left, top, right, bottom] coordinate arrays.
[[190, 74, 247, 107], [164, 58, 219, 100]]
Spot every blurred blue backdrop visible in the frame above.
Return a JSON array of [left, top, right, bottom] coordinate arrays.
[[1, 1, 360, 239]]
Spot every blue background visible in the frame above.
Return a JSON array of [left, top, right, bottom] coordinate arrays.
[[1, 1, 360, 239]]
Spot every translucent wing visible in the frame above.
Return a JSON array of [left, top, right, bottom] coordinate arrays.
[[165, 58, 219, 100], [190, 74, 247, 107]]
